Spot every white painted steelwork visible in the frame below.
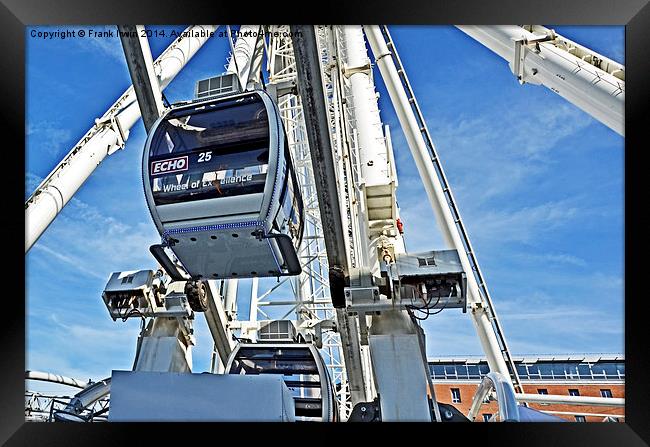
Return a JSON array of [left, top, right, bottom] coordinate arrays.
[[457, 25, 624, 135], [341, 26, 390, 190], [25, 24, 624, 424], [25, 25, 219, 252], [226, 25, 264, 89], [364, 25, 515, 388], [26, 371, 89, 389], [516, 393, 625, 407], [118, 24, 165, 132]]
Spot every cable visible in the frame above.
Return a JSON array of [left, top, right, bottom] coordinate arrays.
[[426, 289, 453, 316], [131, 316, 148, 370], [408, 287, 453, 320], [407, 285, 439, 319]]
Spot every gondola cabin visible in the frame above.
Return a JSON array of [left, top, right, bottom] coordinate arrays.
[[142, 91, 304, 280], [225, 343, 338, 422]]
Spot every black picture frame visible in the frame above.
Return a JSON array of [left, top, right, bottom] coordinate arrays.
[[4, 0, 649, 445]]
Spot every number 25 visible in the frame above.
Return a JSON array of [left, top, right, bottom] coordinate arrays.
[[198, 152, 212, 162]]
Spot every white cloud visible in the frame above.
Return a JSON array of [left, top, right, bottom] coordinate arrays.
[[429, 103, 593, 199], [29, 193, 161, 276], [76, 26, 125, 63], [32, 244, 106, 280], [419, 292, 624, 358], [25, 172, 43, 198], [388, 95, 602, 257], [511, 252, 587, 267], [467, 199, 580, 245], [389, 96, 597, 211], [26, 120, 73, 156], [27, 312, 141, 382]]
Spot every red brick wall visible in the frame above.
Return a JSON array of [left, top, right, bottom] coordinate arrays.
[[431, 382, 624, 422]]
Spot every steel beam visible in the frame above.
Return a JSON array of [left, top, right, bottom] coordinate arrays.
[[291, 25, 368, 405], [25, 25, 218, 252], [25, 371, 88, 389], [364, 25, 514, 385], [118, 25, 165, 133], [456, 25, 624, 135], [516, 393, 625, 407], [290, 25, 349, 299], [226, 25, 264, 90]]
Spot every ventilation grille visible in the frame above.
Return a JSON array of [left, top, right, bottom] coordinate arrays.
[[195, 73, 241, 99], [258, 320, 296, 341]]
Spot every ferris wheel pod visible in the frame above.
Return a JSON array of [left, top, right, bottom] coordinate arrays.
[[142, 90, 304, 280], [225, 343, 338, 422]]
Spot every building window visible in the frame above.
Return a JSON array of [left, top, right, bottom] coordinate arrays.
[[537, 389, 548, 394], [516, 364, 528, 379], [483, 413, 493, 422], [456, 364, 469, 379], [538, 363, 553, 379], [445, 365, 457, 379], [575, 415, 586, 422], [451, 388, 461, 403], [431, 365, 445, 379], [526, 364, 541, 379], [568, 389, 580, 396], [601, 389, 613, 398], [577, 363, 592, 379], [467, 364, 480, 379]]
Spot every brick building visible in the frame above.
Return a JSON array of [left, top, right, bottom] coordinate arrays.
[[428, 354, 624, 422]]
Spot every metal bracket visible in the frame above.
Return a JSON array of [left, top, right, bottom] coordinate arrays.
[[345, 285, 380, 307], [511, 33, 553, 85], [149, 244, 189, 281], [313, 319, 337, 349], [95, 114, 128, 155], [342, 62, 372, 78], [469, 302, 485, 315], [266, 80, 297, 101], [512, 38, 527, 84]]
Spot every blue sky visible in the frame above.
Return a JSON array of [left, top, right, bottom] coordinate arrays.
[[25, 25, 624, 390]]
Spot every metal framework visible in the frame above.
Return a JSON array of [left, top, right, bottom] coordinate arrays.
[[25, 25, 218, 252], [25, 373, 110, 422], [25, 25, 624, 422], [262, 25, 354, 418]]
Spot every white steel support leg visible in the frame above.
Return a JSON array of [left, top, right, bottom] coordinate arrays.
[[249, 276, 259, 341], [134, 318, 193, 373], [364, 26, 512, 382], [204, 280, 235, 371], [367, 310, 432, 421], [223, 279, 239, 320], [341, 26, 390, 191], [25, 25, 218, 252]]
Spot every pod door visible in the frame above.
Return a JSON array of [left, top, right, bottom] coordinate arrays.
[[225, 343, 337, 422], [142, 91, 302, 279]]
